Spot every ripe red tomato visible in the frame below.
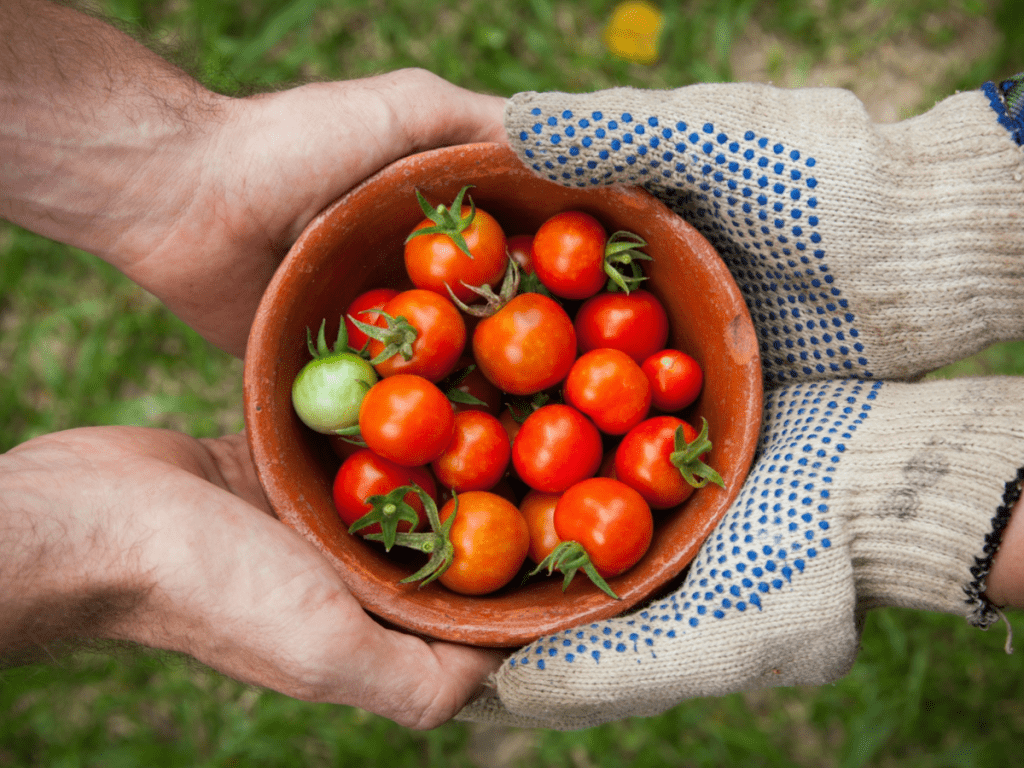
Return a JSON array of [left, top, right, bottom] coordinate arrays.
[[615, 415, 706, 509], [575, 289, 670, 363], [332, 449, 437, 535], [563, 347, 652, 435], [358, 374, 455, 467], [519, 490, 562, 565], [344, 287, 399, 353], [531, 211, 607, 300], [642, 348, 703, 412], [366, 289, 466, 382], [437, 491, 529, 595], [512, 404, 602, 493], [554, 477, 653, 578], [472, 292, 576, 396], [431, 410, 511, 493], [405, 201, 508, 305]]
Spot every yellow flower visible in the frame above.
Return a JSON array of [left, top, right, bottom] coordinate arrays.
[[603, 1, 664, 65]]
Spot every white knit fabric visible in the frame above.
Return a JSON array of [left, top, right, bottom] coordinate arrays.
[[503, 84, 1024, 385], [460, 378, 1024, 729], [455, 83, 1024, 730]]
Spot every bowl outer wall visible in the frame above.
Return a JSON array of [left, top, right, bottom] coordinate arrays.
[[244, 143, 762, 648]]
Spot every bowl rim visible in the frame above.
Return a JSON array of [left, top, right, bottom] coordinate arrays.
[[244, 142, 763, 647]]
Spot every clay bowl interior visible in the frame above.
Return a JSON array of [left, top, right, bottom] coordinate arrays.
[[244, 142, 762, 648]]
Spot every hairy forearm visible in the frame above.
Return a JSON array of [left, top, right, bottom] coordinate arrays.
[[0, 0, 225, 268], [0, 437, 148, 660]]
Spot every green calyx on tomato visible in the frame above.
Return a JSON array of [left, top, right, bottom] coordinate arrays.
[[365, 484, 456, 587], [442, 363, 490, 408], [672, 418, 725, 489], [349, 483, 427, 551], [291, 318, 377, 436], [445, 256, 521, 318], [406, 185, 478, 259], [529, 540, 619, 600], [603, 231, 652, 294], [348, 309, 418, 366], [505, 391, 552, 424]]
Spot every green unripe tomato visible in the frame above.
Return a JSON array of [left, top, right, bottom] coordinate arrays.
[[292, 352, 377, 434]]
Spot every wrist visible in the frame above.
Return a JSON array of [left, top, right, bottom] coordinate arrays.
[[984, 473, 1024, 608], [0, 434, 150, 659]]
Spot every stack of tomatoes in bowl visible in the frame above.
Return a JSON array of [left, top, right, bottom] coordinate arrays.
[[244, 143, 761, 647], [294, 185, 726, 603]]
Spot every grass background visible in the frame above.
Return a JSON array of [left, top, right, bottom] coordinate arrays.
[[3, 0, 1024, 765]]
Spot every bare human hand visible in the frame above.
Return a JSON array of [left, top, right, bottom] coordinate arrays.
[[0, 427, 501, 729], [0, 0, 508, 357]]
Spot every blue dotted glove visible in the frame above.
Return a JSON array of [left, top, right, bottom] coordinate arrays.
[[457, 80, 1024, 730], [462, 377, 1024, 729], [505, 80, 1024, 385]]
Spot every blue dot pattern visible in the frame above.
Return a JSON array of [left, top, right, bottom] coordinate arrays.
[[507, 379, 881, 671], [516, 106, 872, 385]]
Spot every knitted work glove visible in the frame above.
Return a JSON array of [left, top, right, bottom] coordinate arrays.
[[456, 78, 1024, 730], [461, 376, 1024, 729], [504, 78, 1024, 384]]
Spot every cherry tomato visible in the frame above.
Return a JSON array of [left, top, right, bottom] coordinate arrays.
[[531, 211, 607, 300], [332, 449, 437, 535], [563, 347, 652, 435], [642, 348, 703, 412], [405, 199, 508, 305], [344, 287, 399, 353], [437, 491, 529, 595], [519, 490, 562, 565], [472, 292, 576, 396], [554, 477, 653, 578], [615, 416, 703, 509], [512, 404, 602, 493], [366, 289, 466, 382], [574, 289, 670, 363], [359, 374, 455, 467], [431, 410, 511, 493], [291, 324, 378, 434]]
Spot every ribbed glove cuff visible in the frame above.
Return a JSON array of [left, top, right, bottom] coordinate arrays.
[[833, 378, 1024, 625]]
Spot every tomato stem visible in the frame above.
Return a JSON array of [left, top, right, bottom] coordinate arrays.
[[670, 418, 725, 489], [350, 484, 426, 551], [505, 391, 551, 424], [406, 186, 478, 259], [445, 257, 521, 318], [603, 231, 652, 294], [529, 540, 620, 600], [364, 485, 457, 587], [347, 310, 419, 366], [443, 363, 490, 407], [306, 317, 354, 359]]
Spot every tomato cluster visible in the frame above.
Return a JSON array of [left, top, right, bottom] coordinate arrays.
[[291, 186, 723, 599]]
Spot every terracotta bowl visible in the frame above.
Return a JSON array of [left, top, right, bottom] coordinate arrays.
[[244, 143, 762, 648]]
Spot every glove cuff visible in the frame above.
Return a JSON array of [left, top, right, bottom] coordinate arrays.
[[825, 378, 1024, 624]]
